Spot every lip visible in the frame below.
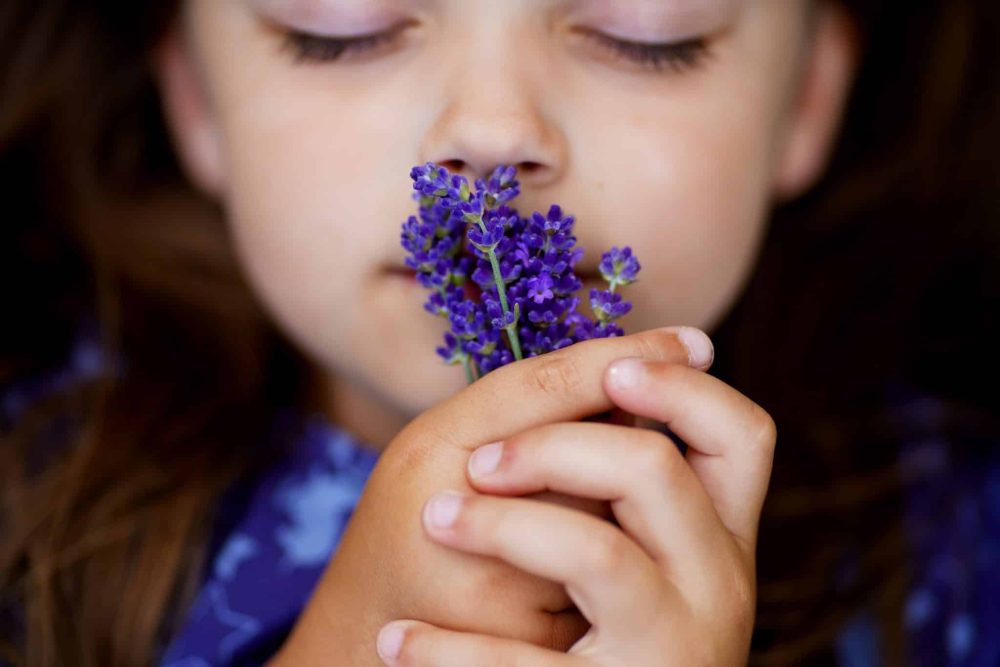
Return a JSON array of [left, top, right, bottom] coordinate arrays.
[[384, 267, 419, 283]]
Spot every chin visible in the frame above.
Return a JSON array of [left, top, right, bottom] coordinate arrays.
[[377, 350, 469, 416]]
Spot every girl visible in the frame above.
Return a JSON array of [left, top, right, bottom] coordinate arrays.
[[2, 1, 997, 666]]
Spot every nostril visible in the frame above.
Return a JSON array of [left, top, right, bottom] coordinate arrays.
[[431, 160, 547, 183], [437, 159, 466, 175], [518, 161, 543, 175]]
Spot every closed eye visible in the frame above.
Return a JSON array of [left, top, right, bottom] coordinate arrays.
[[282, 22, 413, 64], [580, 30, 712, 73]]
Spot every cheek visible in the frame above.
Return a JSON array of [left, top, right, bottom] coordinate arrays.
[[187, 4, 473, 414], [639, 114, 774, 332], [573, 100, 780, 332], [566, 21, 797, 332], [222, 117, 387, 359], [208, 86, 415, 382], [220, 123, 469, 412], [188, 1, 416, 366]]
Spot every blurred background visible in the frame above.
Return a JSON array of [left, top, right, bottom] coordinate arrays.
[[1, 2, 998, 666]]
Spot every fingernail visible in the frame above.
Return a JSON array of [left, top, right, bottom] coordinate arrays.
[[607, 357, 644, 391], [677, 327, 714, 370], [377, 622, 407, 662], [469, 442, 504, 478], [424, 491, 464, 529]]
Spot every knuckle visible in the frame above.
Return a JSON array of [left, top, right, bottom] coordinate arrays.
[[579, 526, 631, 576], [461, 560, 532, 606], [631, 330, 661, 360], [388, 420, 450, 473], [636, 435, 683, 485], [747, 404, 778, 453], [527, 353, 585, 397]]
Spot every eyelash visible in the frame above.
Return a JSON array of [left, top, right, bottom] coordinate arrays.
[[283, 26, 711, 74], [283, 25, 408, 64], [582, 31, 711, 73]]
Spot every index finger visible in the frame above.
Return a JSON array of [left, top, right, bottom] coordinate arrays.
[[409, 326, 713, 452]]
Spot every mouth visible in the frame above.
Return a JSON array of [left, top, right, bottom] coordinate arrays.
[[384, 266, 420, 283]]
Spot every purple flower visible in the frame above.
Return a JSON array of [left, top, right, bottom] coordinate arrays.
[[457, 194, 485, 224], [539, 205, 574, 234], [590, 288, 632, 323], [599, 246, 641, 288], [465, 328, 501, 356], [485, 297, 522, 330], [411, 162, 473, 206], [519, 326, 575, 357], [467, 215, 507, 252], [448, 301, 486, 340], [437, 333, 464, 365], [526, 274, 555, 304], [411, 164, 451, 199], [424, 290, 449, 317], [472, 260, 521, 288], [477, 346, 514, 374], [476, 165, 520, 209], [591, 322, 625, 339], [402, 163, 641, 381]]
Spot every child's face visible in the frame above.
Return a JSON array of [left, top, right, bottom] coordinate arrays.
[[159, 0, 853, 419]]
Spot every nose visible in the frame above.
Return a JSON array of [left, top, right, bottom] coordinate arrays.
[[418, 36, 567, 188]]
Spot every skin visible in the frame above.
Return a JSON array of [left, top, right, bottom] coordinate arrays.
[[155, 0, 856, 663]]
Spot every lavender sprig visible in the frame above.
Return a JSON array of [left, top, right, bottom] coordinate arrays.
[[402, 163, 641, 382], [456, 169, 524, 361]]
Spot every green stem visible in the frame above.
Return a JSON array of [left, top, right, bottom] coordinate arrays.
[[463, 356, 475, 385], [475, 216, 523, 361], [486, 250, 523, 361]]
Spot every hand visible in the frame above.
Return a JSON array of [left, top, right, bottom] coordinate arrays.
[[269, 327, 709, 666], [376, 347, 776, 666]]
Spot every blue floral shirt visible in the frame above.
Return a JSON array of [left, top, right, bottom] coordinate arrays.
[[834, 390, 1000, 667], [157, 416, 379, 667]]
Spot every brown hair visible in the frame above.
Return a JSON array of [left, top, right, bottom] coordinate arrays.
[[1, 3, 312, 664], [713, 1, 1000, 663], [1, 1, 997, 665]]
